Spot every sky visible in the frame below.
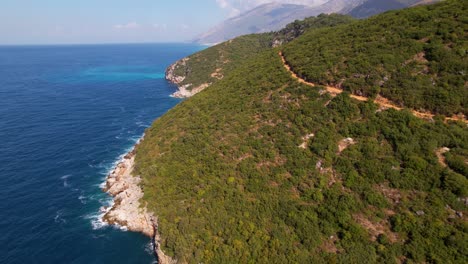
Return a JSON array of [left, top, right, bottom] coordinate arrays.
[[0, 0, 328, 45]]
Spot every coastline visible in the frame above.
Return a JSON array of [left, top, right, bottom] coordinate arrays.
[[165, 57, 209, 98], [101, 139, 177, 264]]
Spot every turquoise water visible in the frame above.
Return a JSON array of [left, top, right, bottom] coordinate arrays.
[[0, 43, 203, 263]]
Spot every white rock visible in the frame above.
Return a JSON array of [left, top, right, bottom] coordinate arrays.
[[102, 147, 177, 264]]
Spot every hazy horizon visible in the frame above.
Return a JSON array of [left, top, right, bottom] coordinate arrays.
[[1, 0, 327, 45]]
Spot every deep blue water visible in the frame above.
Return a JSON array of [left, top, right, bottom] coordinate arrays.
[[0, 43, 203, 263]]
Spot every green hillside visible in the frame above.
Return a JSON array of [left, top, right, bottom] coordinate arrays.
[[170, 33, 272, 90], [271, 13, 356, 46], [283, 0, 467, 116], [168, 14, 355, 92], [137, 1, 467, 263]]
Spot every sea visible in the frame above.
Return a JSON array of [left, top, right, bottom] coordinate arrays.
[[0, 43, 204, 263]]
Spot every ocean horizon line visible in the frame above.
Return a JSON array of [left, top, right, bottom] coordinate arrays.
[[0, 41, 200, 48]]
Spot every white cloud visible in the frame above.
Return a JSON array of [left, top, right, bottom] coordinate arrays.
[[216, 0, 230, 8], [113, 22, 140, 30], [216, 0, 328, 17], [152, 23, 168, 31]]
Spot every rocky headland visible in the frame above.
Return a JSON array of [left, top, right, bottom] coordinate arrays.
[[165, 58, 192, 98], [165, 58, 188, 86], [165, 57, 210, 98], [101, 143, 177, 264]]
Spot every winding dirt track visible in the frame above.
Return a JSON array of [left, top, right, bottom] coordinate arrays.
[[279, 52, 467, 124]]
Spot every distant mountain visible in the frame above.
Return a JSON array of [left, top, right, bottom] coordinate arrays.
[[348, 0, 441, 18], [194, 0, 442, 44], [193, 0, 364, 44], [348, 0, 406, 18]]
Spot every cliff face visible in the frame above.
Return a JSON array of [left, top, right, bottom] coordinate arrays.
[[165, 58, 192, 98], [165, 58, 188, 86], [165, 58, 211, 98], [153, 218, 178, 264], [102, 148, 177, 264], [103, 153, 153, 236]]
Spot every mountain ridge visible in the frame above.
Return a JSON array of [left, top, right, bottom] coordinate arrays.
[[194, 0, 442, 44], [168, 14, 355, 98], [194, 0, 364, 44]]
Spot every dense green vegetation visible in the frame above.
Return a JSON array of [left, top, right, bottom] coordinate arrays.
[[171, 14, 355, 90], [172, 33, 272, 89], [283, 0, 467, 116], [137, 1, 467, 263], [272, 14, 355, 45]]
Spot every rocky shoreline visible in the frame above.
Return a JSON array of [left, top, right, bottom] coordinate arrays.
[[165, 58, 191, 98], [170, 83, 210, 98], [169, 84, 197, 98], [101, 142, 177, 264]]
